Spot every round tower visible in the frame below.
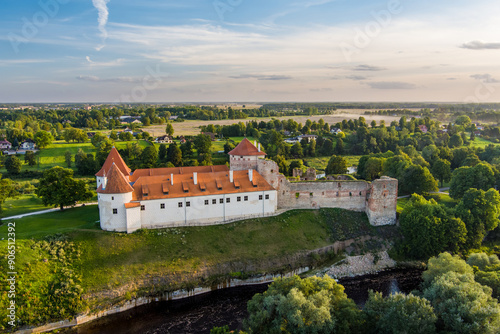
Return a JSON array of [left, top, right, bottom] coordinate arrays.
[[228, 138, 266, 171], [97, 163, 135, 232]]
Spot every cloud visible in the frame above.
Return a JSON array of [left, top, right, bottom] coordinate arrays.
[[310, 88, 333, 92], [460, 41, 500, 50], [0, 59, 53, 66], [85, 56, 125, 67], [352, 64, 387, 71], [76, 75, 140, 83], [366, 81, 417, 89], [92, 0, 110, 51], [229, 74, 292, 80], [471, 74, 499, 83], [345, 75, 367, 81]]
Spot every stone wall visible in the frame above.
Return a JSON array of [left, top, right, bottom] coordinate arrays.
[[365, 177, 398, 226], [255, 159, 398, 226]]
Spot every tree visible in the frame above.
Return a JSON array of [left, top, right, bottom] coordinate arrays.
[[423, 271, 500, 334], [223, 141, 235, 154], [272, 155, 288, 175], [449, 163, 496, 199], [90, 132, 107, 148], [364, 157, 383, 180], [34, 131, 53, 149], [320, 139, 334, 156], [0, 174, 17, 213], [325, 155, 348, 175], [140, 146, 158, 168], [364, 291, 437, 334], [158, 144, 168, 162], [431, 158, 451, 187], [181, 141, 194, 159], [401, 165, 438, 195], [334, 138, 344, 155], [24, 151, 36, 166], [400, 195, 466, 258], [5, 155, 22, 174], [119, 131, 133, 141], [36, 167, 93, 210], [422, 145, 439, 164], [194, 134, 212, 155], [64, 150, 72, 167], [455, 115, 472, 127], [290, 142, 304, 158], [422, 252, 473, 286], [109, 131, 118, 140], [449, 133, 463, 148], [455, 188, 500, 249], [244, 275, 363, 334], [165, 123, 174, 136], [166, 143, 182, 166]]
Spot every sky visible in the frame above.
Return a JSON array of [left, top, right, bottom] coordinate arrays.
[[1, 0, 500, 103]]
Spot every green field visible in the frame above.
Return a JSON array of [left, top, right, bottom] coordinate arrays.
[[470, 136, 500, 148], [305, 155, 361, 172], [397, 193, 457, 213], [1, 194, 47, 218]]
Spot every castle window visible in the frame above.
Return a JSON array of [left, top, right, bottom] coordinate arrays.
[[322, 192, 324, 196], [310, 192, 313, 197], [205, 200, 209, 205], [186, 201, 191, 207], [265, 194, 270, 199], [212, 199, 217, 204], [178, 202, 183, 208], [113, 208, 117, 214], [359, 191, 362, 196], [112, 196, 114, 200], [271, 170, 274, 173], [160, 203, 165, 209], [141, 205, 145, 211], [259, 195, 263, 200], [349, 192, 352, 196], [240, 156, 243, 158], [296, 193, 300, 198], [337, 192, 339, 196], [220, 198, 224, 204], [244, 196, 248, 201], [237, 196, 241, 202], [226, 198, 230, 203]]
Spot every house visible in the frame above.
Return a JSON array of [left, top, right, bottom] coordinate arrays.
[[155, 135, 173, 144], [87, 132, 96, 139], [20, 139, 36, 150], [0, 140, 12, 150], [418, 125, 428, 133], [96, 139, 398, 233], [179, 136, 187, 144], [123, 127, 134, 134], [298, 134, 318, 143], [330, 128, 343, 135], [169, 116, 179, 121], [284, 137, 300, 144]]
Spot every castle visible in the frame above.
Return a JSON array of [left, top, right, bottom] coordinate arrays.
[[96, 139, 398, 233]]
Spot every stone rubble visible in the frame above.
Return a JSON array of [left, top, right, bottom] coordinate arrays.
[[324, 251, 396, 279]]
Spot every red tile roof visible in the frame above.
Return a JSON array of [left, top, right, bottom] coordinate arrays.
[[131, 169, 274, 201], [228, 138, 266, 156], [97, 163, 134, 194], [130, 165, 229, 182], [95, 147, 131, 177], [125, 202, 141, 208]]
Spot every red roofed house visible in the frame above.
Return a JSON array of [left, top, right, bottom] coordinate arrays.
[[97, 139, 398, 233], [0, 140, 12, 150], [418, 125, 428, 133]]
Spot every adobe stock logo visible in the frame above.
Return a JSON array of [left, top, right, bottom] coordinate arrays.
[[7, 0, 69, 54], [339, 0, 403, 62], [213, 0, 243, 21]]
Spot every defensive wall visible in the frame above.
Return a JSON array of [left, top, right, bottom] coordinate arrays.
[[249, 159, 397, 226]]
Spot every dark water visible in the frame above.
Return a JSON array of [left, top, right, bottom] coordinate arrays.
[[65, 268, 423, 334]]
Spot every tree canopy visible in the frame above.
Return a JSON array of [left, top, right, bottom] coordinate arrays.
[[36, 167, 93, 210]]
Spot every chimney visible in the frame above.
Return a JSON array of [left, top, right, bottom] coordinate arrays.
[[258, 143, 261, 152], [193, 172, 198, 185], [254, 140, 257, 147], [170, 173, 174, 186], [248, 169, 253, 182], [229, 170, 233, 183]]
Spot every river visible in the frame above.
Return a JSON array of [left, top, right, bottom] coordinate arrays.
[[64, 268, 423, 334]]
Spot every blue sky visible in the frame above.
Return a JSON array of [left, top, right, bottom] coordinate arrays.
[[1, 0, 500, 103]]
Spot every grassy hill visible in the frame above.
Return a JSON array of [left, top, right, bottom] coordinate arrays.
[[0, 206, 395, 328]]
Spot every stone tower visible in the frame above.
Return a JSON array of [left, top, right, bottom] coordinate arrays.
[[228, 138, 266, 171], [365, 176, 398, 226]]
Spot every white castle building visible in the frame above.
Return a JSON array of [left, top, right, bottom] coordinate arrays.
[[96, 139, 398, 233]]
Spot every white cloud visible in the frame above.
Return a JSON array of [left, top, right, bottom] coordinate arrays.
[[366, 81, 417, 90], [460, 41, 500, 50], [471, 74, 499, 83], [92, 0, 110, 51]]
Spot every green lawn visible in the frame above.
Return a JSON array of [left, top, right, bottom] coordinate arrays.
[[397, 193, 457, 213], [305, 155, 361, 172], [470, 136, 500, 148], [1, 194, 46, 218], [0, 205, 99, 239]]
